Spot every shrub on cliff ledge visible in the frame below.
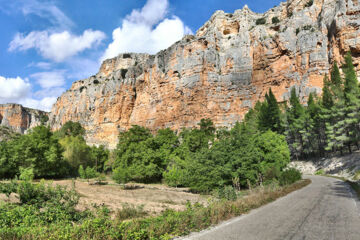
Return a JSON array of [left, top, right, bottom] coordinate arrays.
[[305, 0, 313, 7], [256, 17, 266, 25], [272, 17, 280, 24]]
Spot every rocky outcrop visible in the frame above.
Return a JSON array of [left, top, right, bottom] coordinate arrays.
[[50, 0, 360, 148], [289, 151, 360, 181], [0, 104, 48, 134]]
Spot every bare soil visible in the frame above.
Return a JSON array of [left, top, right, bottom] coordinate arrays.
[[45, 179, 206, 214]]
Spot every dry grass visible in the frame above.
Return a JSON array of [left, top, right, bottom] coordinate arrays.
[[202, 179, 312, 225], [50, 179, 207, 214], [113, 179, 312, 240]]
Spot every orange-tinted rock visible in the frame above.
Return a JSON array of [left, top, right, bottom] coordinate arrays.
[[49, 0, 360, 148], [0, 104, 48, 134]]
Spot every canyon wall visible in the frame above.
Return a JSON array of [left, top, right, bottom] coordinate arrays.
[[0, 104, 48, 134], [48, 0, 360, 148]]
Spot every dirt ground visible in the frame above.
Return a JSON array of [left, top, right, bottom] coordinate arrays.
[[60, 180, 208, 213], [1, 179, 208, 214]]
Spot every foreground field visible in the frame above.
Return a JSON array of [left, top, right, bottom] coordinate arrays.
[[56, 179, 207, 213], [1, 179, 207, 214], [0, 178, 310, 240]]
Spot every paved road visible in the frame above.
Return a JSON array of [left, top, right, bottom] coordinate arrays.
[[183, 176, 360, 240]]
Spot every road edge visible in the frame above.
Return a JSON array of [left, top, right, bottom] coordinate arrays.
[[176, 178, 312, 240]]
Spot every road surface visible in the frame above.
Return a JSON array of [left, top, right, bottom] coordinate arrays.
[[182, 175, 360, 240]]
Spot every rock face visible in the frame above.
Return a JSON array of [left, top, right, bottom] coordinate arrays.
[[49, 0, 360, 148], [289, 151, 360, 181], [0, 104, 48, 134]]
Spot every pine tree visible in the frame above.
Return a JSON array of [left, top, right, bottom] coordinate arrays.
[[322, 75, 334, 109], [324, 53, 360, 154], [258, 89, 282, 133], [285, 88, 306, 159], [330, 62, 343, 100], [302, 93, 323, 156], [342, 52, 360, 151]]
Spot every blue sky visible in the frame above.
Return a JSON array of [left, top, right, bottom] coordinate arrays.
[[0, 0, 282, 111]]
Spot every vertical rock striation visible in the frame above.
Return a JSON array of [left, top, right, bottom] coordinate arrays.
[[49, 0, 360, 148]]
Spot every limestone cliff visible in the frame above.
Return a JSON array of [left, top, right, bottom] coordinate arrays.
[[49, 0, 360, 148], [0, 104, 48, 134]]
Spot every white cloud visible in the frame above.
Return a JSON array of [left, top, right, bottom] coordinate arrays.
[[27, 61, 53, 69], [30, 71, 65, 89], [20, 97, 57, 112], [101, 0, 192, 61], [9, 29, 106, 62], [0, 75, 60, 111], [0, 0, 73, 29], [20, 0, 74, 29], [34, 87, 65, 99], [0, 76, 31, 100], [127, 0, 169, 25]]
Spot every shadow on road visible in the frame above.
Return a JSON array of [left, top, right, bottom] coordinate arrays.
[[329, 181, 353, 199]]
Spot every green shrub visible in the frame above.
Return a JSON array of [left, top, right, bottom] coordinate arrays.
[[264, 166, 281, 182], [17, 180, 80, 207], [78, 165, 99, 179], [78, 165, 85, 179], [19, 167, 34, 181], [212, 186, 237, 201], [279, 168, 302, 186], [305, 0, 313, 7], [303, 25, 312, 31], [315, 169, 325, 175], [112, 167, 130, 184], [116, 203, 147, 221], [256, 18, 266, 25], [163, 165, 186, 187], [96, 173, 107, 185], [296, 28, 300, 35], [85, 166, 99, 179], [354, 170, 360, 181], [272, 17, 280, 24], [0, 181, 18, 197]]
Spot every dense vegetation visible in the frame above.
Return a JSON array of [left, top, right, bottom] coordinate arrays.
[[0, 121, 109, 180], [281, 53, 360, 158], [112, 118, 291, 192]]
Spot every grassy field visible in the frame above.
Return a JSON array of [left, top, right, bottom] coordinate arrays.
[[1, 178, 207, 214]]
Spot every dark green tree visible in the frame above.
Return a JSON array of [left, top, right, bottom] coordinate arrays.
[[342, 52, 360, 151], [285, 88, 306, 159], [56, 121, 85, 138], [322, 75, 334, 109], [258, 89, 282, 133]]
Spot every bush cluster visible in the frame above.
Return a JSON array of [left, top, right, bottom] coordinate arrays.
[[256, 18, 266, 25], [0, 121, 109, 179], [112, 119, 291, 193], [272, 17, 280, 24], [305, 0, 313, 7]]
